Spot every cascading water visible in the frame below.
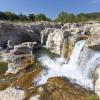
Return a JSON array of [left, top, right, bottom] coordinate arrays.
[[35, 40, 100, 90]]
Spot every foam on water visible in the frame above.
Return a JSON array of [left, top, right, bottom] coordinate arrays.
[[36, 40, 100, 90]]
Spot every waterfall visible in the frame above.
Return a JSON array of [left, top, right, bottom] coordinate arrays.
[[69, 40, 86, 65], [35, 40, 99, 90], [81, 52, 100, 79]]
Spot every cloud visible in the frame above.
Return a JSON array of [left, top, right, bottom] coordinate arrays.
[[90, 0, 100, 4]]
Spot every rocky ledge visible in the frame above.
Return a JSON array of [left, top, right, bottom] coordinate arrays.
[[0, 21, 100, 99]]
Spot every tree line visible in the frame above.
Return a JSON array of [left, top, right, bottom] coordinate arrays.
[[56, 11, 100, 23], [0, 11, 100, 23], [0, 11, 51, 22]]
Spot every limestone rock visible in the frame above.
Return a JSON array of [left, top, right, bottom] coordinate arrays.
[[0, 87, 25, 100], [46, 29, 63, 55], [7, 40, 15, 49], [0, 21, 61, 47], [61, 23, 71, 30], [12, 64, 43, 89], [25, 77, 97, 100], [7, 54, 35, 74], [40, 28, 55, 44], [95, 66, 100, 97], [13, 42, 37, 55]]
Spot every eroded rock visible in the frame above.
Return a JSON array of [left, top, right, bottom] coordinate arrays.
[[0, 87, 25, 100], [7, 54, 35, 74]]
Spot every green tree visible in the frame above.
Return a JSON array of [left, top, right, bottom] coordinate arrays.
[[56, 11, 76, 23], [56, 11, 68, 23], [19, 13, 28, 21], [35, 13, 50, 21], [76, 13, 88, 22], [28, 14, 35, 21]]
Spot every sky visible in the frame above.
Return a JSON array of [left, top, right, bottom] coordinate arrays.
[[0, 0, 100, 19]]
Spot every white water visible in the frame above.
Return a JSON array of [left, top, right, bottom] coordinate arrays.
[[36, 40, 100, 89]]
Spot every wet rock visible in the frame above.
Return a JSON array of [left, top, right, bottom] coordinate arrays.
[[95, 66, 100, 97], [62, 35, 77, 59], [78, 46, 100, 97]]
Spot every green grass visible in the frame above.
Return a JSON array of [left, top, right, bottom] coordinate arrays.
[[87, 95, 99, 100]]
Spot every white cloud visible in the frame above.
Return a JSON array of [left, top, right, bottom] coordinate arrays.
[[90, 0, 100, 4]]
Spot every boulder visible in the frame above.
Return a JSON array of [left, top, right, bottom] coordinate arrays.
[[25, 77, 97, 100], [6, 54, 35, 74], [11, 64, 43, 89], [7, 40, 15, 49], [46, 29, 63, 55], [40, 28, 55, 44], [13, 42, 37, 55], [61, 23, 71, 30], [62, 30, 71, 38], [46, 77, 97, 100]]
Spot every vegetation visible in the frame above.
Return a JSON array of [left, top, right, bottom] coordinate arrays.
[[0, 11, 100, 23], [56, 11, 100, 23], [87, 95, 99, 100], [0, 11, 50, 22]]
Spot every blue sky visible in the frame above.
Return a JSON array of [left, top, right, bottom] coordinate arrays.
[[0, 0, 100, 19]]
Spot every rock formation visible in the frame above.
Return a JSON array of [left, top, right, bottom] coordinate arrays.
[[0, 21, 100, 99]]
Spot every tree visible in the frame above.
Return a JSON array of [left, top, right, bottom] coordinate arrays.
[[56, 11, 68, 23], [76, 13, 88, 22], [56, 11, 76, 23], [35, 13, 48, 21], [0, 12, 6, 20], [19, 13, 28, 21], [28, 14, 35, 21]]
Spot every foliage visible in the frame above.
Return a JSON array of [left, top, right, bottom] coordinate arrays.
[[76, 13, 88, 22], [87, 95, 99, 100], [56, 11, 76, 23], [35, 13, 50, 21], [0, 11, 100, 23], [56, 11, 100, 23], [0, 11, 50, 22]]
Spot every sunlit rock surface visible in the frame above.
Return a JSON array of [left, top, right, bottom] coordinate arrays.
[[46, 29, 63, 55], [24, 77, 97, 100], [0, 87, 25, 100], [7, 54, 35, 74], [0, 21, 100, 99]]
